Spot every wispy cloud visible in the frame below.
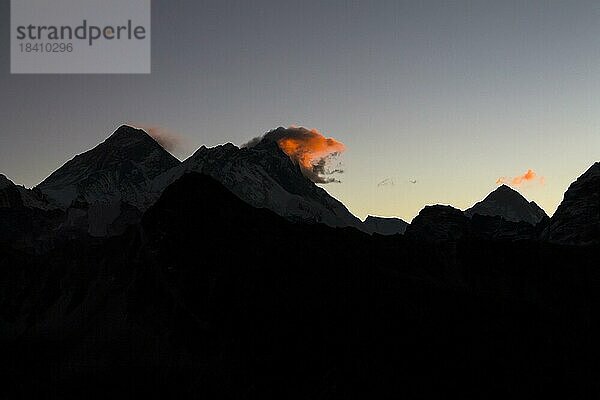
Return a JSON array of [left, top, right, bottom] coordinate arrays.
[[129, 123, 187, 153], [496, 169, 545, 187], [377, 178, 394, 187]]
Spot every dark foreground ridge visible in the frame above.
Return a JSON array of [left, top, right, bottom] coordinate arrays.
[[543, 162, 600, 245], [2, 127, 600, 397], [2, 172, 600, 398]]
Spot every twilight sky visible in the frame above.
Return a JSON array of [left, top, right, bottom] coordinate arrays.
[[1, 0, 600, 221]]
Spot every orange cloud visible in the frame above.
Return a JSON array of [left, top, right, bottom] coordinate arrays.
[[244, 127, 346, 183], [496, 169, 544, 187], [278, 129, 345, 169]]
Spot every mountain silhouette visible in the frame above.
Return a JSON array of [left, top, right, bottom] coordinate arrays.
[[35, 126, 180, 236], [0, 175, 22, 208], [362, 215, 408, 235], [0, 174, 12, 189], [37, 125, 180, 210], [406, 205, 470, 241], [150, 130, 363, 229], [0, 174, 63, 250], [1, 174, 56, 211], [543, 162, 600, 245], [29, 125, 377, 236], [3, 126, 600, 397], [4, 171, 600, 398], [464, 184, 547, 225]]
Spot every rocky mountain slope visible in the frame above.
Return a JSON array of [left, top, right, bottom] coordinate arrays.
[[543, 162, 600, 245], [35, 126, 180, 236], [37, 125, 180, 210], [406, 205, 470, 242], [464, 185, 547, 225], [0, 174, 63, 250], [150, 132, 363, 229], [4, 172, 600, 397], [362, 215, 408, 235]]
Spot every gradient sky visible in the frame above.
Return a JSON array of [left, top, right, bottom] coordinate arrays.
[[2, 0, 600, 221]]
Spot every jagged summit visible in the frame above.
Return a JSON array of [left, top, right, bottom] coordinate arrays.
[[489, 184, 518, 197], [481, 185, 527, 205], [150, 133, 362, 229], [37, 125, 180, 209], [0, 173, 57, 211], [465, 184, 547, 225], [108, 124, 148, 139], [543, 162, 600, 245]]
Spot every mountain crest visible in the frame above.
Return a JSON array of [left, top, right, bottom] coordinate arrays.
[[37, 125, 180, 210], [406, 205, 470, 241], [543, 162, 600, 245], [362, 215, 408, 235], [465, 185, 547, 225], [109, 124, 147, 139], [150, 132, 362, 229]]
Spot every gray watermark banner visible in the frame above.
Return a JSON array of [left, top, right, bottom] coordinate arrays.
[[11, 0, 151, 74]]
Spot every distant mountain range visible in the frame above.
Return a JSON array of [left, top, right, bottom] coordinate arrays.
[[150, 129, 363, 230], [0, 125, 598, 244], [2, 125, 600, 397], [28, 126, 399, 236], [38, 126, 180, 209]]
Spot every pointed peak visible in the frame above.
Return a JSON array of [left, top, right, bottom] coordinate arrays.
[[582, 161, 600, 177], [111, 124, 144, 136], [484, 184, 525, 201], [493, 184, 519, 194], [465, 183, 547, 224], [107, 125, 152, 142], [100, 125, 178, 156], [496, 184, 514, 190], [37, 125, 180, 209]]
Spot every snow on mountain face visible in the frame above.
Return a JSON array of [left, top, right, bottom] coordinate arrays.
[[543, 162, 600, 245], [362, 216, 408, 235], [464, 185, 547, 225], [37, 125, 181, 210], [34, 126, 180, 237], [151, 138, 363, 229]]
